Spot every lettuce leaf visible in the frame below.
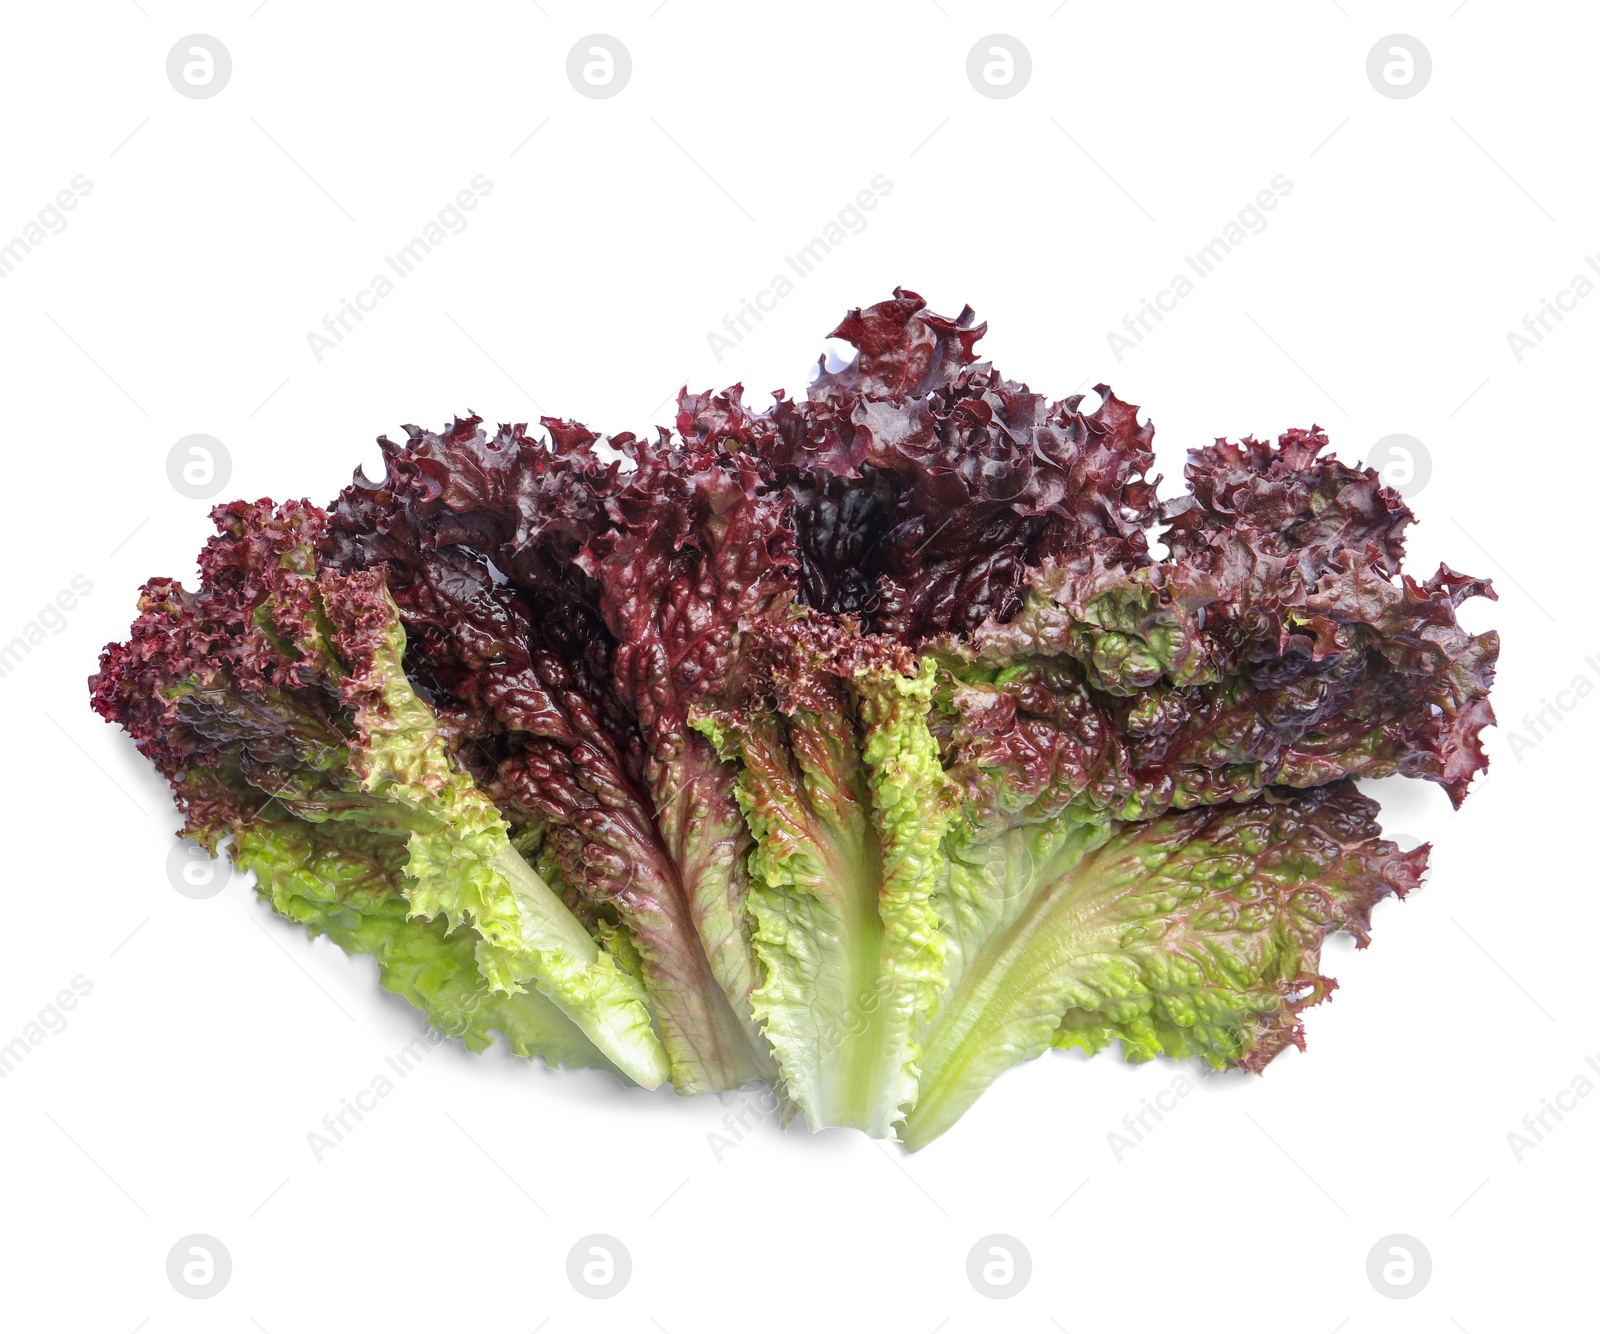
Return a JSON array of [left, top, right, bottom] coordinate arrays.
[[902, 782, 1425, 1148], [235, 814, 612, 1071], [693, 626, 954, 1134], [325, 422, 779, 1094], [90, 500, 667, 1087]]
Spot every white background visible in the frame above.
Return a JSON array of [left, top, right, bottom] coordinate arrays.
[[1, 2, 1592, 1330]]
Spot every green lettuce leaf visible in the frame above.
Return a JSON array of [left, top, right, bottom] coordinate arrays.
[[900, 782, 1425, 1148], [697, 629, 954, 1135], [235, 811, 613, 1070]]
